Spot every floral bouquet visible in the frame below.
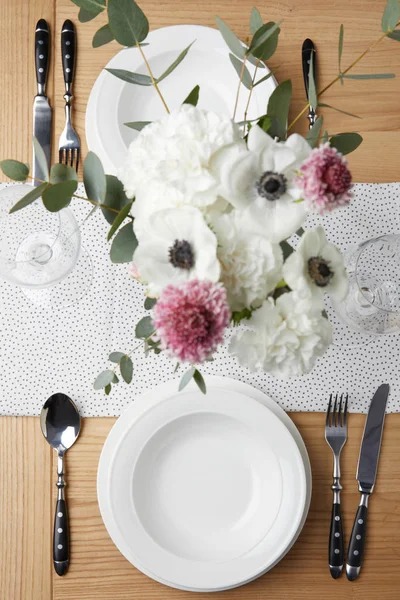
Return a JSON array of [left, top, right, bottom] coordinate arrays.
[[2, 0, 399, 394]]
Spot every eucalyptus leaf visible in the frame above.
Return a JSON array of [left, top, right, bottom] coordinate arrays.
[[83, 151, 106, 207], [106, 68, 152, 85], [296, 227, 305, 237], [50, 163, 78, 184], [102, 175, 131, 225], [382, 0, 400, 33], [183, 85, 200, 106], [250, 7, 263, 35], [135, 315, 154, 339], [93, 24, 115, 48], [280, 240, 294, 260], [267, 79, 292, 139], [107, 201, 133, 241], [257, 115, 272, 132], [343, 73, 395, 79], [338, 24, 344, 73], [306, 115, 323, 148], [248, 21, 281, 59], [120, 355, 133, 384], [388, 29, 400, 40], [72, 0, 106, 16], [308, 51, 317, 111], [318, 103, 361, 119], [322, 129, 329, 144], [144, 297, 157, 310], [329, 132, 363, 155], [110, 222, 138, 263], [9, 183, 48, 214], [93, 369, 114, 390], [109, 351, 125, 363], [253, 69, 275, 87], [124, 121, 151, 131], [112, 373, 119, 384], [246, 53, 266, 68], [42, 180, 78, 212], [32, 137, 49, 181], [229, 54, 253, 89], [1, 159, 29, 181], [193, 369, 206, 394], [215, 16, 246, 58], [179, 367, 195, 391], [107, 0, 149, 46], [104, 383, 112, 395], [174, 362, 180, 374], [232, 308, 252, 325], [78, 7, 100, 23], [156, 42, 194, 83]]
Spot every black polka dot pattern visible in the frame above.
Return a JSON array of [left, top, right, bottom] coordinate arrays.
[[0, 182, 398, 416]]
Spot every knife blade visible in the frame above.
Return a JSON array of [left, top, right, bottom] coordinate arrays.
[[346, 383, 390, 581], [33, 19, 52, 186], [301, 38, 317, 129]]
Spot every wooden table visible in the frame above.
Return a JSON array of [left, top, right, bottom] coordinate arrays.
[[1, 1, 400, 599]]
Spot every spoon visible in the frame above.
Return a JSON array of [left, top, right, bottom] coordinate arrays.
[[40, 392, 81, 576]]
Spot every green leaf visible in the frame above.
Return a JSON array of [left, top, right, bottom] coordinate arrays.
[[78, 7, 100, 22], [94, 369, 114, 390], [193, 369, 206, 394], [84, 151, 106, 205], [338, 24, 344, 73], [322, 129, 329, 144], [183, 85, 200, 106], [231, 308, 252, 325], [253, 69, 275, 87], [9, 182, 48, 214], [322, 309, 329, 319], [229, 54, 253, 89], [0, 159, 29, 181], [156, 42, 194, 83], [343, 73, 395, 79], [124, 121, 151, 131], [250, 7, 263, 35], [329, 132, 363, 155], [93, 24, 115, 48], [280, 240, 294, 260], [110, 222, 138, 263], [102, 175, 131, 225], [382, 0, 400, 33], [296, 227, 305, 237], [248, 21, 281, 60], [174, 362, 180, 374], [388, 29, 400, 40], [267, 79, 292, 139], [308, 51, 317, 111], [120, 355, 133, 384], [104, 383, 112, 395], [246, 52, 266, 68], [257, 115, 272, 132], [179, 367, 195, 391], [112, 373, 119, 384], [109, 351, 125, 363], [306, 115, 323, 148], [72, 0, 106, 13], [42, 180, 78, 212], [32, 137, 49, 182], [215, 16, 246, 58], [135, 316, 154, 339], [107, 201, 133, 241], [108, 0, 149, 46], [318, 103, 361, 119], [106, 68, 152, 85], [50, 163, 78, 184], [144, 297, 157, 310]]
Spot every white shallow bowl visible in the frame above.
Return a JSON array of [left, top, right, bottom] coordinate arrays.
[[97, 377, 310, 592], [86, 24, 277, 175]]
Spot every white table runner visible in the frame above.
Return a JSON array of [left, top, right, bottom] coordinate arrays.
[[0, 182, 399, 416]]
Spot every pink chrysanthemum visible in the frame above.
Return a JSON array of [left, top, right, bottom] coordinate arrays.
[[153, 280, 231, 364], [296, 143, 353, 214]]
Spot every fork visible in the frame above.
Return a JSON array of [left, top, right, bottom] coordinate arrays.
[[59, 20, 80, 171], [325, 393, 348, 579]]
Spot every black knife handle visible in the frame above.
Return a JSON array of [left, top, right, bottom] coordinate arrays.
[[53, 498, 69, 576], [346, 494, 369, 581], [61, 20, 76, 87], [329, 503, 344, 578], [35, 19, 50, 92]]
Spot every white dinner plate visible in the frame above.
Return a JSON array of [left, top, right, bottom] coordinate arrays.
[[86, 24, 277, 175], [97, 377, 310, 592]]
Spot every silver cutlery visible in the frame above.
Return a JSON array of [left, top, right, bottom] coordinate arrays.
[[33, 19, 52, 185], [346, 383, 389, 581], [325, 393, 348, 579], [59, 19, 81, 171], [302, 38, 317, 129], [40, 393, 81, 576]]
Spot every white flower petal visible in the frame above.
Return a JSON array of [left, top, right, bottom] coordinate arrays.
[[247, 125, 274, 153]]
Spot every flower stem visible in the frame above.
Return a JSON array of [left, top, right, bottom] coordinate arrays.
[[243, 58, 261, 132], [137, 43, 170, 114], [233, 56, 248, 121]]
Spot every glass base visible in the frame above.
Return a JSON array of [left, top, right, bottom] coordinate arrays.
[[325, 296, 375, 349], [21, 245, 93, 310]]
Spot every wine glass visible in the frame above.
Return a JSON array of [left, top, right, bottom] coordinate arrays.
[[331, 234, 400, 335], [0, 184, 92, 309]]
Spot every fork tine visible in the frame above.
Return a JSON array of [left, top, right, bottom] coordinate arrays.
[[338, 393, 343, 427], [70, 148, 75, 168], [75, 148, 80, 173], [326, 393, 332, 427], [344, 393, 348, 427], [334, 393, 339, 426], [59, 149, 63, 164]]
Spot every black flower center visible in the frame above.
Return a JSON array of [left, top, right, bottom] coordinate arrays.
[[169, 239, 195, 270], [307, 256, 333, 287], [256, 171, 287, 201]]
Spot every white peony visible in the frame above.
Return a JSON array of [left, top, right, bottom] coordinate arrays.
[[211, 125, 311, 242], [283, 226, 348, 308], [133, 206, 220, 297], [229, 292, 333, 379], [118, 105, 241, 223], [212, 211, 283, 311]]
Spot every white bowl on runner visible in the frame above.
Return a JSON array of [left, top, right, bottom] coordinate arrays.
[[86, 24, 277, 175], [97, 377, 310, 591]]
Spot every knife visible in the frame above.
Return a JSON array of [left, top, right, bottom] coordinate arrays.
[[346, 383, 390, 581], [302, 38, 317, 129], [33, 19, 52, 186]]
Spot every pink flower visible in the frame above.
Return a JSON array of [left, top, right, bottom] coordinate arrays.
[[153, 280, 231, 364], [296, 143, 353, 214], [129, 262, 141, 280]]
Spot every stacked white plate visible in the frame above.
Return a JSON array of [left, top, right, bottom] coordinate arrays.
[[97, 376, 312, 592]]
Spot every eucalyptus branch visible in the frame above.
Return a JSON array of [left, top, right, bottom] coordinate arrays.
[[112, 332, 157, 373], [232, 56, 248, 121], [243, 58, 261, 132], [136, 42, 170, 114]]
